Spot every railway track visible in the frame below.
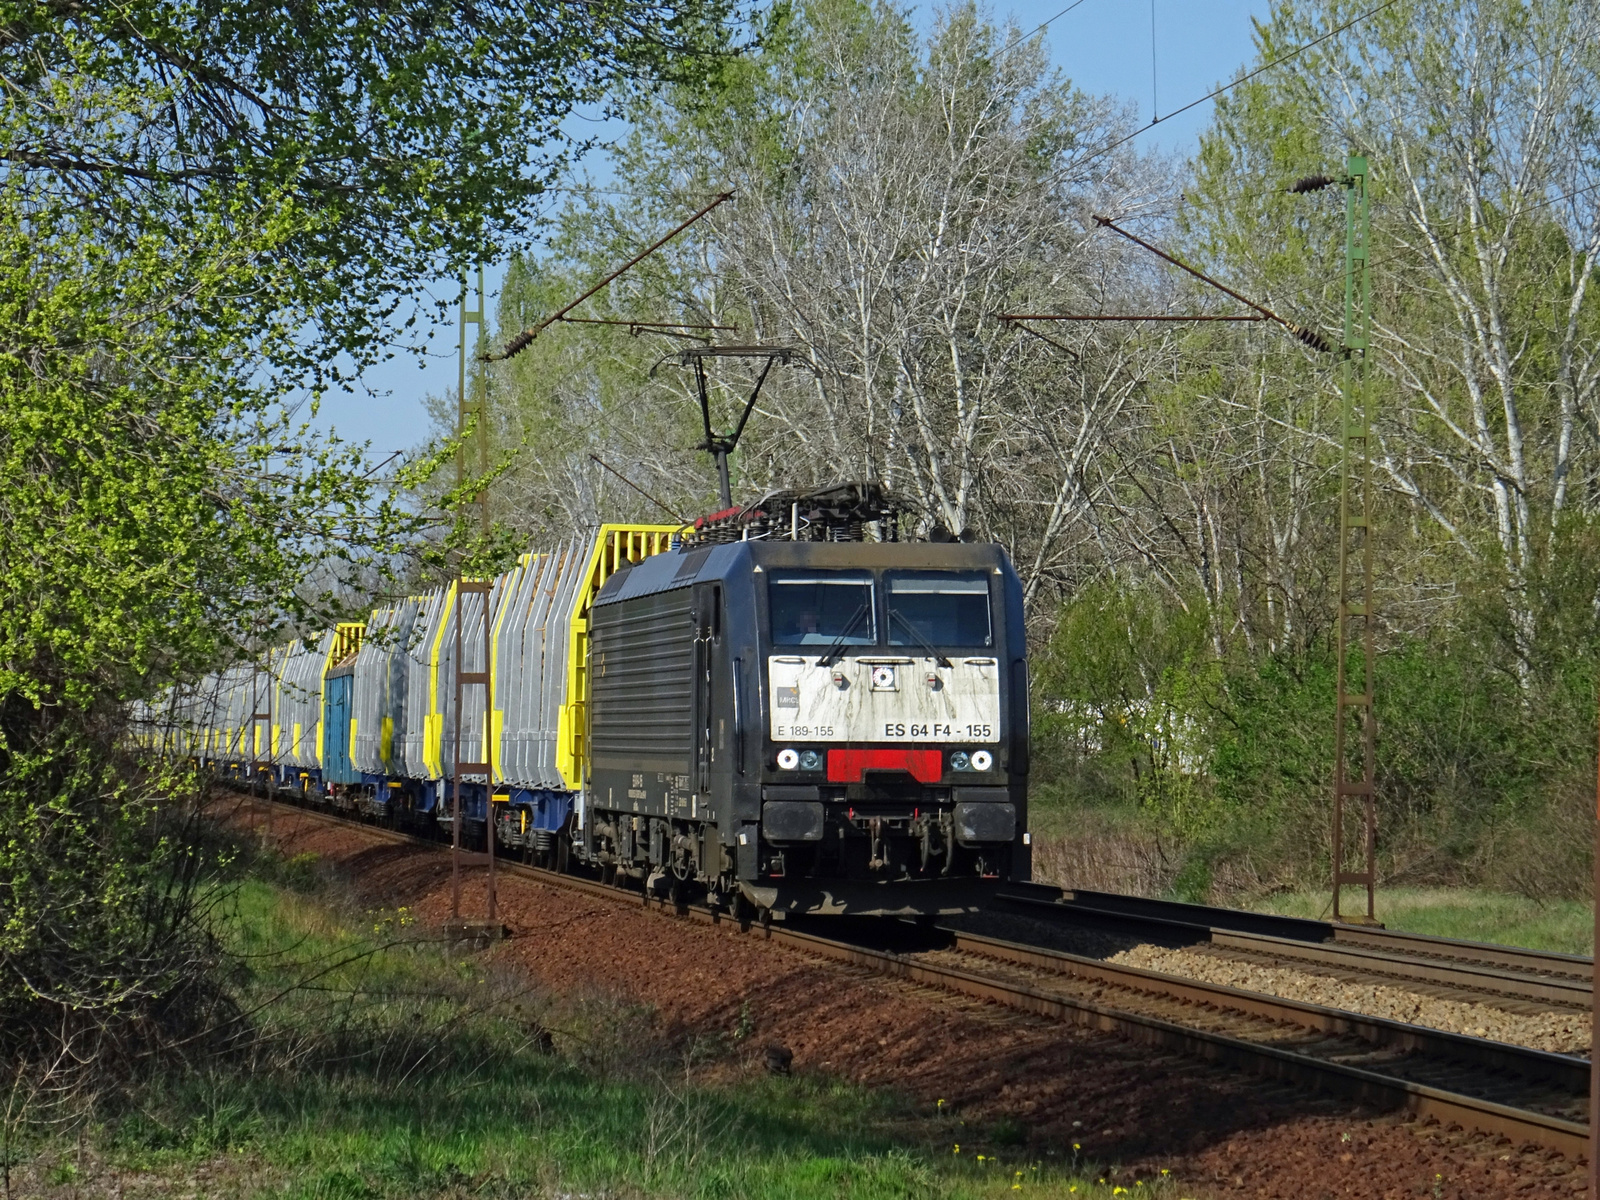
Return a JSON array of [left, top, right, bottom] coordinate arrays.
[[232, 793, 1592, 1159], [993, 886, 1593, 1012]]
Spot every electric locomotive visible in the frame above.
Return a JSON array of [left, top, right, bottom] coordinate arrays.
[[583, 492, 1029, 916]]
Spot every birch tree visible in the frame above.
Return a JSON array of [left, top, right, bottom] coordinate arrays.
[[1189, 0, 1600, 675], [490, 0, 1177, 605]]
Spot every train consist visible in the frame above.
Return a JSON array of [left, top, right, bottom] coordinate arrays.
[[144, 485, 1032, 916]]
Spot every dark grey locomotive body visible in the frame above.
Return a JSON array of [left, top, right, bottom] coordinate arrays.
[[581, 540, 1029, 916]]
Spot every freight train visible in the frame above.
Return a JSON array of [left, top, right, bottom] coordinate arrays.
[[140, 485, 1032, 917]]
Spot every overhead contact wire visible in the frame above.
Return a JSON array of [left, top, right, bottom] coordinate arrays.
[[995, 0, 1092, 58], [1089, 0, 1398, 156]]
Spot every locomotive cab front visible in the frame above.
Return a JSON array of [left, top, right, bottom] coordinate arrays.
[[744, 541, 1029, 914]]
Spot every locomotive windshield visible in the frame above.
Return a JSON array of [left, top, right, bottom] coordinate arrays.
[[886, 572, 992, 647], [769, 572, 877, 645]]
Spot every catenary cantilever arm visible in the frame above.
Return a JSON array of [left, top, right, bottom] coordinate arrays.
[[1092, 214, 1332, 352], [486, 191, 734, 361]]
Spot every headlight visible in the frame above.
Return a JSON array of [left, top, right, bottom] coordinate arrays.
[[799, 749, 824, 771], [776, 748, 800, 770], [971, 749, 994, 771], [949, 751, 971, 771]]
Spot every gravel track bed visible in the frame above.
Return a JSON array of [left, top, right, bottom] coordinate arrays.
[[1108, 942, 1591, 1057], [945, 905, 1592, 1057]]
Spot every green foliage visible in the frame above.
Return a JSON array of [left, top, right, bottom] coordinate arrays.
[[1024, 0, 1600, 904], [0, 193, 399, 711], [1035, 571, 1600, 901], [1033, 580, 1219, 838], [0, 0, 740, 1118], [0, 0, 736, 380], [0, 183, 386, 1097]]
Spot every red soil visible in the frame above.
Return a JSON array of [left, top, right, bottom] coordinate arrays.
[[230, 798, 1589, 1200]]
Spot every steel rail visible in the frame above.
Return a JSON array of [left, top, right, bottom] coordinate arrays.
[[824, 931, 1588, 1157], [1006, 883, 1596, 978], [943, 929, 1588, 1090], [997, 888, 1594, 1006], [1331, 925, 1593, 981], [1208, 932, 1589, 1007], [232, 793, 1590, 1158]]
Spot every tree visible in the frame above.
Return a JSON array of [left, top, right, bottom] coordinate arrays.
[[1188, 0, 1600, 678], [0, 0, 734, 383], [473, 0, 1600, 899], [1043, 0, 1600, 894], [483, 0, 1176, 604], [0, 0, 734, 1107], [0, 181, 389, 1113]]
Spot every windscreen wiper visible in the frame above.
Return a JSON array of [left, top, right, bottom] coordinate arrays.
[[890, 609, 952, 668], [815, 602, 870, 667]]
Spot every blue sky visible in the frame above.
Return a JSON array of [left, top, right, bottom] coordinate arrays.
[[311, 0, 1271, 455]]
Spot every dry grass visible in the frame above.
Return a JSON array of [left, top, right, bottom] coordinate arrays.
[[1030, 824, 1178, 897]]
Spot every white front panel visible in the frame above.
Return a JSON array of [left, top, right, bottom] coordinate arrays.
[[768, 655, 1001, 744]]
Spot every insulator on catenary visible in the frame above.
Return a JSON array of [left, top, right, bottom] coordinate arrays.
[[1287, 174, 1336, 194], [1289, 323, 1334, 353]]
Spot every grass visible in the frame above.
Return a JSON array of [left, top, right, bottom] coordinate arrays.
[[1025, 793, 1594, 956], [12, 864, 1200, 1200], [1254, 886, 1594, 955]]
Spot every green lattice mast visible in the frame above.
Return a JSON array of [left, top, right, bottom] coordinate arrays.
[[1331, 155, 1377, 925]]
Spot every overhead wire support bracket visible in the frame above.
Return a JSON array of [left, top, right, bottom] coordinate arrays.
[[588, 453, 691, 527], [1090, 214, 1334, 352], [1000, 313, 1265, 361], [1002, 319, 1081, 360], [556, 316, 738, 343], [1002, 312, 1266, 322], [486, 191, 735, 361]]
